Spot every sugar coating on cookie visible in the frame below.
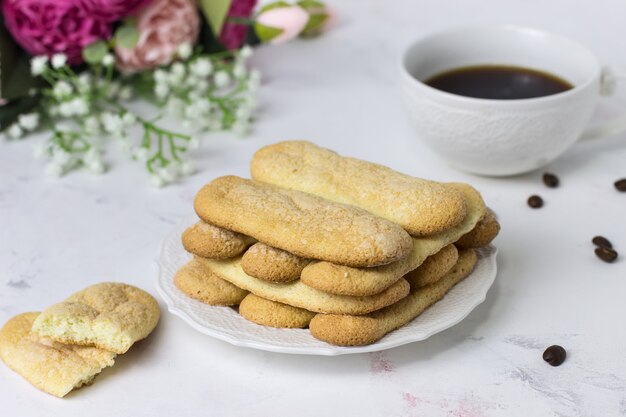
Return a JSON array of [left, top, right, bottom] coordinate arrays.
[[175, 257, 248, 305], [32, 283, 160, 354], [195, 255, 411, 315], [300, 183, 485, 296], [404, 244, 459, 290], [239, 294, 315, 328], [194, 176, 413, 267], [309, 249, 478, 346], [182, 221, 255, 259], [242, 242, 310, 283], [456, 208, 500, 249], [250, 141, 468, 237], [0, 313, 116, 398]]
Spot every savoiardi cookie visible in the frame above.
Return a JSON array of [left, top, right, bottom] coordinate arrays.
[[175, 257, 248, 305], [32, 283, 160, 354], [250, 140, 468, 236], [0, 313, 116, 398], [241, 242, 310, 283], [194, 255, 410, 315], [309, 248, 478, 346], [239, 294, 315, 328], [194, 176, 413, 267], [182, 221, 255, 259]]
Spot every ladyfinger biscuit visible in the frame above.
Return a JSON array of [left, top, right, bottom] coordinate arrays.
[[0, 313, 116, 398], [182, 221, 255, 259], [242, 243, 311, 283], [239, 294, 316, 328], [456, 208, 500, 249], [195, 256, 411, 315], [32, 283, 160, 354], [404, 244, 458, 290], [299, 183, 485, 296], [175, 257, 248, 305], [250, 141, 467, 236], [309, 249, 477, 346], [194, 176, 413, 267]]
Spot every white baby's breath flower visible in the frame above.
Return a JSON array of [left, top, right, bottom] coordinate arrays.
[[45, 161, 65, 177], [134, 147, 150, 162], [248, 69, 261, 91], [177, 43, 193, 60], [122, 112, 137, 126], [232, 119, 250, 135], [171, 62, 186, 77], [156, 164, 178, 183], [106, 81, 121, 99], [83, 148, 105, 174], [190, 58, 213, 78], [84, 116, 100, 135], [51, 148, 72, 168], [70, 97, 89, 116], [102, 53, 115, 67], [180, 160, 196, 176], [6, 124, 24, 139], [51, 53, 67, 69], [214, 71, 230, 88], [76, 73, 92, 93], [239, 45, 253, 59], [235, 106, 252, 121], [118, 86, 133, 101], [150, 173, 166, 188], [101, 112, 124, 135], [18, 113, 40, 131], [53, 81, 73, 99], [58, 102, 75, 117], [154, 83, 170, 99], [154, 69, 168, 84], [30, 56, 48, 76], [233, 63, 246, 79]]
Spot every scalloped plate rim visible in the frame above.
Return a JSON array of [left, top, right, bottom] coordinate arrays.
[[155, 216, 498, 356]]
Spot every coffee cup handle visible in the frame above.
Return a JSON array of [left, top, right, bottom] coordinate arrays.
[[580, 67, 626, 141]]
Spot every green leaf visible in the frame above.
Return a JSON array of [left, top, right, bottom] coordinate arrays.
[[254, 23, 284, 44], [197, 16, 227, 53], [297, 0, 325, 9], [115, 26, 140, 49], [198, 0, 232, 36], [82, 41, 108, 65], [0, 94, 40, 131]]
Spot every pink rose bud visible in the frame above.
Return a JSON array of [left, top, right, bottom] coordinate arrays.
[[255, 5, 309, 45]]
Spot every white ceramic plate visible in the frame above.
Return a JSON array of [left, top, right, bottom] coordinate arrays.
[[155, 217, 498, 355]]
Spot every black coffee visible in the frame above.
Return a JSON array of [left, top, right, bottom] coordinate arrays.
[[424, 65, 573, 100]]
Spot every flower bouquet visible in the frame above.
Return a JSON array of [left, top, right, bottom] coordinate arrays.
[[0, 0, 331, 185]]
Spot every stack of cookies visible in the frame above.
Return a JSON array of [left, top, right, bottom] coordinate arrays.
[[174, 141, 499, 346], [0, 283, 160, 397]]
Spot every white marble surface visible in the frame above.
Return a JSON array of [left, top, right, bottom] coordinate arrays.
[[1, 0, 626, 415]]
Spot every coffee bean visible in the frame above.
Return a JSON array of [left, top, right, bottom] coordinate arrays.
[[542, 172, 559, 188], [595, 246, 618, 263], [543, 345, 566, 366], [527, 195, 543, 208], [615, 178, 626, 192], [592, 236, 613, 249]]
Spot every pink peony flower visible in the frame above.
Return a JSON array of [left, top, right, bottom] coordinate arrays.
[[114, 0, 200, 73], [80, 0, 152, 23], [219, 0, 258, 50], [1, 0, 113, 65]]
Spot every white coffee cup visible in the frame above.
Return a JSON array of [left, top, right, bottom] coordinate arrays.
[[400, 25, 626, 176]]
